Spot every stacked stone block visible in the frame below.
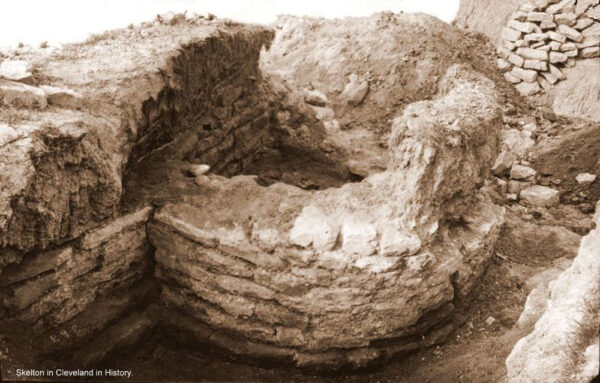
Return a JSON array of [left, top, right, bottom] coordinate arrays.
[[497, 0, 600, 95]]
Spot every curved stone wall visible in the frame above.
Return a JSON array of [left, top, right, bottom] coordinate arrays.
[[147, 65, 505, 369]]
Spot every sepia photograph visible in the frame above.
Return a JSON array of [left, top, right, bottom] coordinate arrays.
[[0, 0, 598, 382]]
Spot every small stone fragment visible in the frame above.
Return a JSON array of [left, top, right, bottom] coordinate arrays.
[[575, 173, 597, 184], [510, 164, 537, 181], [189, 164, 210, 176], [303, 89, 328, 107], [341, 74, 369, 106], [492, 150, 517, 176]]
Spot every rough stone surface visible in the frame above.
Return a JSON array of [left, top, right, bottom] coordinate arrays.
[[506, 209, 600, 382]]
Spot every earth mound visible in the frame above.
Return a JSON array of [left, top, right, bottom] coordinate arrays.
[[261, 12, 515, 136]]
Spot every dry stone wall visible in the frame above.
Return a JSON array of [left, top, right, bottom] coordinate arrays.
[[497, 0, 600, 95]]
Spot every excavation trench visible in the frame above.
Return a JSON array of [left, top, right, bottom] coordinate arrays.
[[1, 18, 505, 378]]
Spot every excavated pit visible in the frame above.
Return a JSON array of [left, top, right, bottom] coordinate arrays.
[[0, 15, 511, 380]]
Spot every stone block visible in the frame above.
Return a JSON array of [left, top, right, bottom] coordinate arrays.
[[560, 42, 577, 51], [582, 47, 600, 58], [81, 206, 153, 249], [558, 24, 583, 42], [511, 66, 538, 83], [0, 247, 72, 287], [547, 31, 567, 42], [0, 80, 47, 108], [524, 59, 547, 71], [524, 33, 548, 42], [289, 205, 338, 251], [504, 72, 521, 84], [497, 58, 511, 71], [519, 185, 560, 207], [502, 27, 522, 42], [516, 47, 549, 60], [577, 36, 600, 49], [508, 54, 525, 67], [40, 85, 84, 109], [510, 164, 537, 181], [515, 82, 541, 96], [340, 216, 378, 257], [575, 173, 597, 184], [549, 51, 568, 63], [492, 150, 517, 176], [549, 64, 566, 80], [554, 12, 577, 25], [509, 20, 537, 33], [0, 60, 33, 84], [574, 18, 594, 30], [527, 12, 554, 23]]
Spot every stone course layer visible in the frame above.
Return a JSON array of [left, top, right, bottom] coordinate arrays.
[[497, 0, 600, 95]]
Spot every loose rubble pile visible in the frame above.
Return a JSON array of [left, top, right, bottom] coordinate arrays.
[[497, 0, 600, 95]]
